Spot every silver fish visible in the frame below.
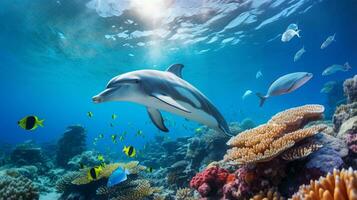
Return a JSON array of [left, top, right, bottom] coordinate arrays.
[[294, 46, 306, 62], [281, 29, 301, 42], [320, 81, 337, 94], [321, 33, 336, 49], [322, 62, 351, 76], [256, 70, 263, 79], [257, 72, 313, 107]]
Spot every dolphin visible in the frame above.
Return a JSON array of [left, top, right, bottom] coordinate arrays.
[[256, 72, 313, 107], [92, 64, 232, 136]]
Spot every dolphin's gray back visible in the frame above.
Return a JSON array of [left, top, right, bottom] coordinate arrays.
[[138, 70, 230, 134]]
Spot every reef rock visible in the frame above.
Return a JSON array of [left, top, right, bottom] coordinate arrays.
[[333, 102, 357, 132], [337, 116, 357, 140], [56, 125, 86, 168], [10, 141, 43, 166], [344, 75, 357, 104], [67, 151, 102, 170]]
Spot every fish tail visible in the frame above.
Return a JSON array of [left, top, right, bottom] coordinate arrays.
[[344, 62, 351, 70], [38, 119, 44, 127], [296, 30, 301, 38], [256, 93, 267, 107]]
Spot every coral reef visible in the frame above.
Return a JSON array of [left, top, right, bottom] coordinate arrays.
[[250, 188, 285, 200], [56, 125, 86, 168], [67, 151, 102, 170], [225, 105, 325, 164], [292, 168, 357, 200], [190, 166, 229, 197], [281, 142, 323, 161], [0, 173, 39, 200], [97, 179, 161, 200], [333, 102, 357, 133], [344, 75, 357, 104], [175, 187, 196, 200], [10, 140, 43, 166], [72, 161, 145, 185]]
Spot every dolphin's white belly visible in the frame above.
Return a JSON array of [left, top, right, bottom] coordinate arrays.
[[145, 96, 219, 129]]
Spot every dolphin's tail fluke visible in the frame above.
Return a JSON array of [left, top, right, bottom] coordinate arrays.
[[256, 93, 268, 107]]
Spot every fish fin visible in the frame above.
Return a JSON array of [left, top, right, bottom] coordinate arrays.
[[166, 64, 184, 78], [256, 93, 268, 107], [333, 33, 336, 41], [147, 107, 169, 132], [219, 125, 233, 137], [344, 62, 352, 70], [151, 93, 191, 113], [37, 119, 44, 127]]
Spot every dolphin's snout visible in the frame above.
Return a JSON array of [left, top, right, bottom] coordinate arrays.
[[92, 95, 102, 104]]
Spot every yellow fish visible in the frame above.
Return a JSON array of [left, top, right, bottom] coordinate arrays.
[[87, 112, 93, 118], [112, 114, 117, 120], [111, 134, 117, 144], [123, 145, 136, 157], [97, 154, 104, 162], [135, 130, 143, 137], [146, 167, 154, 173], [18, 116, 44, 131], [87, 166, 102, 181]]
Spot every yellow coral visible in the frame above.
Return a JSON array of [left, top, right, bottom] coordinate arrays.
[[175, 188, 196, 200], [251, 188, 285, 200], [292, 168, 357, 200], [224, 105, 326, 164], [72, 161, 144, 185]]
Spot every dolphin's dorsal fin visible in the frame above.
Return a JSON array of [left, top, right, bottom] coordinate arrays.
[[151, 93, 191, 113], [147, 107, 169, 132], [166, 64, 184, 78]]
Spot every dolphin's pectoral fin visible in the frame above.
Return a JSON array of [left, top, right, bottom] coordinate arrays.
[[166, 64, 184, 78], [151, 93, 191, 113], [147, 107, 169, 132]]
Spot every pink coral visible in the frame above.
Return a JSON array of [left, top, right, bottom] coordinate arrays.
[[347, 133, 357, 153], [190, 166, 229, 197]]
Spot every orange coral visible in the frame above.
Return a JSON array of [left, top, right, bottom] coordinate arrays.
[[292, 168, 357, 200], [224, 105, 326, 164], [251, 188, 285, 200]]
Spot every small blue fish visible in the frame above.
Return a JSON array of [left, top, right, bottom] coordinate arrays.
[[107, 167, 130, 187]]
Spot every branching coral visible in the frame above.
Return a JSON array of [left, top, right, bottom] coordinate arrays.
[[250, 188, 285, 200], [281, 142, 322, 161], [292, 168, 357, 200], [0, 174, 39, 200], [224, 105, 326, 164], [175, 187, 196, 200]]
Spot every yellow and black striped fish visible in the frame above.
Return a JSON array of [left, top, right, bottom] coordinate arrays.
[[18, 115, 44, 131], [122, 145, 136, 157]]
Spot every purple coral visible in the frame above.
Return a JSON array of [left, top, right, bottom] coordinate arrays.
[[347, 133, 357, 153]]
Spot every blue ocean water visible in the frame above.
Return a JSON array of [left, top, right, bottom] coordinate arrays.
[[0, 0, 356, 155]]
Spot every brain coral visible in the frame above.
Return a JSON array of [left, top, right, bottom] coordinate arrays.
[[97, 179, 161, 200], [225, 105, 325, 164], [0, 174, 39, 200], [292, 168, 357, 200]]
